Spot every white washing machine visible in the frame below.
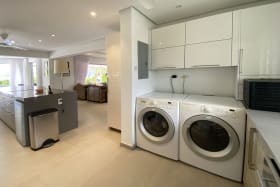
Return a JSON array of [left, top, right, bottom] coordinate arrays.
[[179, 95, 246, 182], [136, 92, 186, 160]]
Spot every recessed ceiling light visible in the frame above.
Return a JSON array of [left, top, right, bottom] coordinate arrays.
[[38, 40, 42, 43], [90, 11, 97, 17], [51, 34, 56, 37]]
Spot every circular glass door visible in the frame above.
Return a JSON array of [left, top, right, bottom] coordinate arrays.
[[182, 115, 239, 160], [138, 107, 175, 144]]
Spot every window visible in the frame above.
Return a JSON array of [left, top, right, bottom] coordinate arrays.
[[85, 64, 107, 84], [0, 63, 10, 87]]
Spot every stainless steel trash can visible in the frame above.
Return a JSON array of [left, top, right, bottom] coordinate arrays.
[[29, 108, 59, 150]]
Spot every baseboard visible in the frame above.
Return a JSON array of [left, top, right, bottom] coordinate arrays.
[[120, 142, 136, 150]]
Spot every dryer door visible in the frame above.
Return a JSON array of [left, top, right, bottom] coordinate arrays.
[[182, 114, 239, 161], [138, 107, 175, 144]]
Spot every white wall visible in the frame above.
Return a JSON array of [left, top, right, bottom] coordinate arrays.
[[106, 32, 121, 130], [74, 55, 106, 65], [49, 57, 75, 90], [154, 67, 237, 97], [120, 7, 155, 147]]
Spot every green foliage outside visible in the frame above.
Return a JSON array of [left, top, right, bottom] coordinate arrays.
[[85, 65, 107, 85], [0, 79, 9, 87]]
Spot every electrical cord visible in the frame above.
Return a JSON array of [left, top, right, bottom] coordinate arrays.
[[170, 78, 174, 93], [170, 75, 177, 93], [182, 75, 187, 94]]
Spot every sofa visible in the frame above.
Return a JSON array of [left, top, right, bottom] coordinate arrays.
[[73, 84, 89, 100]]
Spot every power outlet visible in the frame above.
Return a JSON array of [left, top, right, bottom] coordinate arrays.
[[58, 98, 63, 105], [182, 75, 188, 79]]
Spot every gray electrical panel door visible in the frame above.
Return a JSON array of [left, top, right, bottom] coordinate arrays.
[[138, 41, 149, 80]]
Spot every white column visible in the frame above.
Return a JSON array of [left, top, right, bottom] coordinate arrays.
[[23, 58, 33, 89], [10, 61, 16, 89], [36, 60, 43, 88]]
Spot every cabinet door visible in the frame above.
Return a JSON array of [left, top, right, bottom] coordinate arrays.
[[240, 3, 280, 76], [185, 40, 232, 68], [244, 117, 262, 187], [152, 46, 185, 69], [186, 12, 232, 44], [152, 23, 185, 49]]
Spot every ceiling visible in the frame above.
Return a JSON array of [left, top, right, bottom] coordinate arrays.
[[136, 0, 268, 24], [0, 0, 269, 52]]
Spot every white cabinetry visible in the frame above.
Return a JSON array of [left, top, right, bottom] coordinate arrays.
[[151, 23, 185, 69], [185, 40, 232, 68], [185, 12, 233, 68], [152, 23, 185, 49], [244, 117, 263, 187], [236, 3, 280, 76], [186, 12, 232, 44], [152, 46, 185, 69]]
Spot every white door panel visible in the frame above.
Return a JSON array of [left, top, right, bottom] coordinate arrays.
[[186, 40, 232, 68], [186, 12, 232, 44], [152, 46, 185, 69], [152, 23, 185, 49], [240, 3, 280, 76]]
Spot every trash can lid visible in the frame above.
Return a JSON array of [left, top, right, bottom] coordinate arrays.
[[29, 108, 58, 117]]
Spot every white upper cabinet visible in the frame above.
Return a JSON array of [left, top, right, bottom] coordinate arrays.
[[185, 12, 233, 68], [186, 12, 232, 44], [152, 23, 185, 49], [152, 23, 185, 69], [152, 46, 185, 69], [185, 39, 232, 68], [237, 3, 280, 76]]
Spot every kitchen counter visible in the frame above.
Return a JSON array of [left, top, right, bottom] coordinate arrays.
[[0, 87, 78, 146], [0, 87, 64, 102], [246, 109, 280, 166]]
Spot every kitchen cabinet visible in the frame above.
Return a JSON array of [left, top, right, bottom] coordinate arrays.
[[185, 12, 233, 68], [151, 23, 185, 69], [0, 94, 15, 131], [152, 23, 185, 49], [236, 3, 280, 76], [185, 39, 232, 68], [152, 46, 185, 69], [244, 117, 263, 187], [186, 12, 232, 44]]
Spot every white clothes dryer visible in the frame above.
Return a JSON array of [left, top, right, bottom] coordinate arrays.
[[136, 92, 186, 160], [179, 95, 246, 182]]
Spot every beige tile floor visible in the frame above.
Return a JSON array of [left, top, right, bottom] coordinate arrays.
[[0, 101, 243, 187]]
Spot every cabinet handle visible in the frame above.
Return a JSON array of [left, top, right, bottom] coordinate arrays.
[[161, 67, 177, 69], [191, 65, 221, 68], [248, 128, 257, 169], [239, 49, 244, 73]]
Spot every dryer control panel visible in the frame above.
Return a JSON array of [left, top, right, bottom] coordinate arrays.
[[137, 98, 178, 109]]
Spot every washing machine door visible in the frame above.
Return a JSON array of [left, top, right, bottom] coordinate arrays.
[[138, 107, 175, 144], [182, 114, 239, 161]]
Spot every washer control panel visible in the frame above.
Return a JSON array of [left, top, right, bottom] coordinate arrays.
[[137, 98, 177, 109]]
